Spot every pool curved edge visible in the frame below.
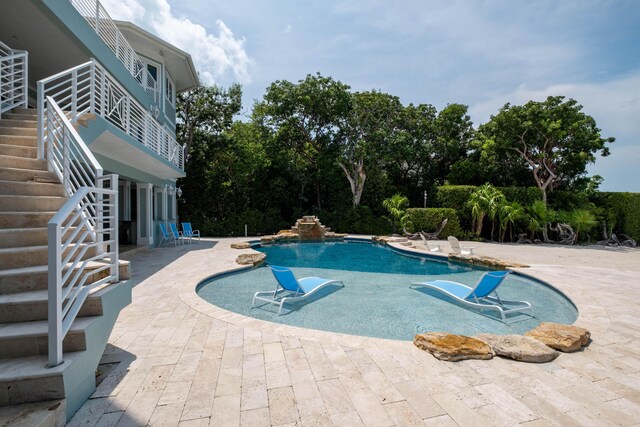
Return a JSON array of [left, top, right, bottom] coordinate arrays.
[[180, 236, 604, 345]]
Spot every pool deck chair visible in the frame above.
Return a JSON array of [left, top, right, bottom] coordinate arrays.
[[448, 236, 474, 256], [158, 223, 177, 247], [410, 270, 532, 321], [169, 223, 185, 245], [252, 265, 344, 315], [419, 233, 441, 252], [182, 222, 201, 243]]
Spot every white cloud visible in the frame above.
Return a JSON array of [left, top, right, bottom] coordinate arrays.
[[100, 0, 252, 84]]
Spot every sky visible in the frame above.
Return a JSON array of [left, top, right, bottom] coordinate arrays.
[[102, 0, 640, 192]]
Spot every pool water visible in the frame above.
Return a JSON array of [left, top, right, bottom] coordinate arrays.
[[196, 241, 578, 340]]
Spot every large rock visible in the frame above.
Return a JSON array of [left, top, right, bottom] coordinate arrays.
[[236, 253, 267, 266], [525, 322, 591, 353], [414, 333, 494, 362], [230, 242, 252, 249], [476, 334, 559, 363], [448, 254, 529, 269]]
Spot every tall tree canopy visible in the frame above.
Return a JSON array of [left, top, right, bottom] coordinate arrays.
[[477, 96, 614, 204], [339, 91, 402, 207], [253, 73, 352, 209], [177, 83, 242, 161]]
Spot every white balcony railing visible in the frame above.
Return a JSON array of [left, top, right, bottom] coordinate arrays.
[[69, 0, 158, 103], [0, 41, 28, 118], [37, 60, 184, 170], [46, 96, 119, 367]]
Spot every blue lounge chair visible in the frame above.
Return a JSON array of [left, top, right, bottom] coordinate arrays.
[[252, 265, 344, 315], [158, 223, 177, 247], [410, 271, 532, 321], [169, 223, 185, 245], [181, 222, 201, 243]]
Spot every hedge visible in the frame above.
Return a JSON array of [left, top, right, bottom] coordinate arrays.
[[404, 208, 463, 238], [598, 192, 640, 241]]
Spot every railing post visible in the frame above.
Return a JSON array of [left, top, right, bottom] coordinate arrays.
[[111, 174, 119, 282], [37, 82, 45, 161], [89, 61, 96, 114], [62, 127, 70, 193], [22, 51, 28, 108], [95, 0, 101, 35], [47, 221, 63, 367], [71, 69, 78, 120]]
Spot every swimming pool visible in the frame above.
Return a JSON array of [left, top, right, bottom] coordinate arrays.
[[196, 241, 578, 340]]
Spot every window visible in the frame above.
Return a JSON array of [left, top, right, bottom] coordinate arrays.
[[165, 73, 175, 106]]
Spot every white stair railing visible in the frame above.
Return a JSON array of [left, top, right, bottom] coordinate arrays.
[[46, 97, 119, 367], [69, 0, 158, 103], [0, 41, 28, 118], [37, 60, 184, 170]]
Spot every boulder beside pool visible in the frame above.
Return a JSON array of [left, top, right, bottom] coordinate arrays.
[[414, 332, 494, 361], [231, 242, 252, 249], [236, 253, 267, 266], [476, 334, 559, 363], [525, 322, 591, 352]]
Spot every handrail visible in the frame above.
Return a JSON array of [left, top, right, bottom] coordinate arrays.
[[69, 0, 158, 103], [45, 96, 118, 367], [0, 40, 28, 119], [37, 60, 184, 170]]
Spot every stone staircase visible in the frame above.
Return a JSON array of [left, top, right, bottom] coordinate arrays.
[[0, 108, 133, 424]]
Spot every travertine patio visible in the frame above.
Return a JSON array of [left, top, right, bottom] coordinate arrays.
[[68, 238, 640, 426]]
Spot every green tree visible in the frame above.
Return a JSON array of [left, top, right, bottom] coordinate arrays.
[[339, 91, 402, 207], [568, 209, 597, 243], [382, 194, 409, 234], [478, 96, 614, 205], [498, 201, 525, 242], [467, 184, 504, 238], [253, 73, 352, 209], [177, 83, 242, 161]]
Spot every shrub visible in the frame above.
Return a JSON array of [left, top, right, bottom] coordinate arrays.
[[597, 192, 640, 241], [404, 208, 463, 238]]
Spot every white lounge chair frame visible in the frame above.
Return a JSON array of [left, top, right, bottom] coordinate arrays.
[[252, 266, 344, 315], [448, 236, 474, 255], [411, 271, 532, 321], [419, 233, 441, 252]]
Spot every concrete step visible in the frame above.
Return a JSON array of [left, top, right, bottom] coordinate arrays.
[[10, 108, 38, 117], [0, 317, 98, 358], [0, 243, 97, 270], [0, 228, 48, 248], [0, 352, 80, 405], [0, 180, 64, 197], [0, 260, 129, 295], [0, 143, 36, 159], [0, 265, 48, 295], [2, 112, 39, 121], [0, 119, 37, 129], [0, 195, 66, 212], [0, 135, 37, 147], [0, 399, 65, 427], [0, 154, 47, 171], [0, 167, 58, 183], [0, 288, 104, 323], [0, 212, 56, 228], [0, 127, 37, 137]]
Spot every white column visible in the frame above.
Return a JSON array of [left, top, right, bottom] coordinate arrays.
[[136, 183, 153, 245]]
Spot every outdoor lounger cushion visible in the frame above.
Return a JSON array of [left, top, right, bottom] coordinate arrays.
[[411, 270, 532, 321], [252, 265, 344, 314]]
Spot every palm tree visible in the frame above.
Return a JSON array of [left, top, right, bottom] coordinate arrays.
[[569, 209, 597, 243], [467, 184, 504, 238], [526, 200, 553, 242], [498, 201, 524, 242], [383, 194, 409, 234]]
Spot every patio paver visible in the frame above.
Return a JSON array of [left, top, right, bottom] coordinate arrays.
[[68, 238, 640, 426]]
